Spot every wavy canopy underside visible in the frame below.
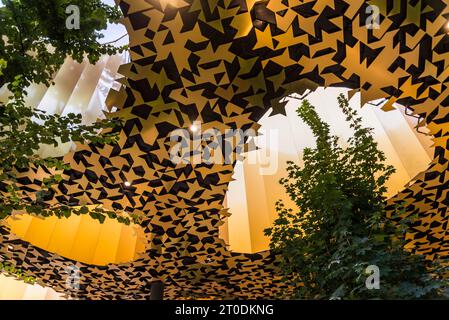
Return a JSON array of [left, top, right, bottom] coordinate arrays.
[[1, 0, 449, 299]]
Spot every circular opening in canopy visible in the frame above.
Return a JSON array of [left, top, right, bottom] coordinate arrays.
[[6, 210, 147, 266]]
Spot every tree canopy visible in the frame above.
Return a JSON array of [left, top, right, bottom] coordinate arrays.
[[0, 0, 124, 90], [266, 94, 449, 299]]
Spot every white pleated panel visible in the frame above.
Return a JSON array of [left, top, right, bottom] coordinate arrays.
[[0, 274, 64, 300]]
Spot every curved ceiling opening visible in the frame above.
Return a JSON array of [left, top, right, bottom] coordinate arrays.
[[6, 209, 147, 266], [220, 87, 434, 254]]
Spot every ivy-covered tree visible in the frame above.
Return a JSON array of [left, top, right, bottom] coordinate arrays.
[[0, 0, 136, 225], [266, 94, 449, 299]]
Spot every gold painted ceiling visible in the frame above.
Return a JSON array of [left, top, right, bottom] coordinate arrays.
[[1, 0, 449, 299]]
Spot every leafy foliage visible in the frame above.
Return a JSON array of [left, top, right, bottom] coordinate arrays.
[[266, 94, 449, 299], [0, 260, 37, 284], [0, 0, 126, 90], [0, 0, 139, 225]]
